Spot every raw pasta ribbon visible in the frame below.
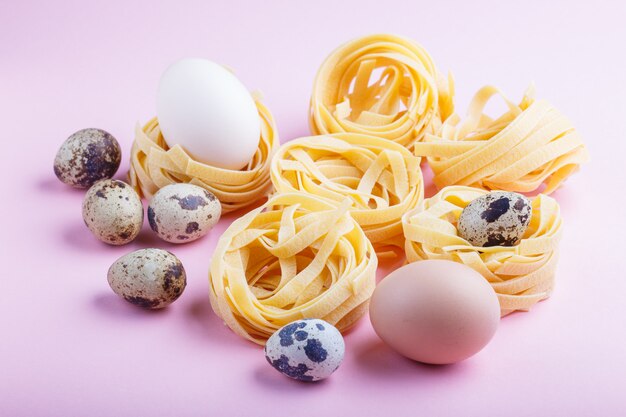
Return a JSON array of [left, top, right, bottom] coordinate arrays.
[[129, 97, 278, 213], [413, 86, 589, 194], [402, 186, 562, 316], [310, 33, 454, 149], [209, 193, 378, 344], [271, 133, 423, 255]]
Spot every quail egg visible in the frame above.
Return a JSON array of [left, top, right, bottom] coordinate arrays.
[[54, 128, 121, 188], [458, 191, 532, 247], [82, 179, 143, 245], [265, 319, 345, 382], [107, 248, 186, 309], [147, 183, 221, 244]]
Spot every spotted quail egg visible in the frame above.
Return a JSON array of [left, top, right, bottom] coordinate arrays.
[[107, 248, 186, 309], [264, 319, 345, 382], [147, 183, 221, 244], [458, 191, 532, 247], [82, 179, 144, 245], [54, 128, 121, 188]]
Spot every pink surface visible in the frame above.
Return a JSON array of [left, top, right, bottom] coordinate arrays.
[[1, 1, 625, 416]]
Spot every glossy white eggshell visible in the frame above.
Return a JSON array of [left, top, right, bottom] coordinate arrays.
[[156, 58, 261, 170]]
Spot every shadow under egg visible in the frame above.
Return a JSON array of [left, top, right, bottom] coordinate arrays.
[[91, 292, 170, 318], [353, 336, 474, 381], [62, 221, 109, 251], [252, 362, 331, 391], [179, 294, 256, 347]]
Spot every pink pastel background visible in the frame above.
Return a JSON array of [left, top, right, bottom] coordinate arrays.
[[1, 1, 625, 416]]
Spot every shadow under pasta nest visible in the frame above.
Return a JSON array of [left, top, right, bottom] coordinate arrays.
[[182, 293, 257, 347], [208, 197, 268, 235]]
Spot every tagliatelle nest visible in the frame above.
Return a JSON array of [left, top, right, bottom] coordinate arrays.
[[310, 33, 454, 150], [402, 186, 562, 316], [413, 86, 589, 194], [270, 133, 423, 255], [128, 98, 278, 213], [209, 193, 378, 344]]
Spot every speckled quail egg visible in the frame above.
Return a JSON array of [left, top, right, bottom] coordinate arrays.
[[265, 319, 345, 382], [82, 180, 144, 245], [54, 128, 121, 188], [147, 183, 221, 244], [107, 248, 186, 309], [458, 191, 532, 247]]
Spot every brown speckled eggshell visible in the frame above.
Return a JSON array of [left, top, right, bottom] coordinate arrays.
[[82, 180, 144, 245], [107, 248, 186, 309], [147, 183, 221, 244], [54, 128, 121, 188], [458, 191, 532, 247]]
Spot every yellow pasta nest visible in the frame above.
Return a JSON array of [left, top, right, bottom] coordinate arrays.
[[209, 193, 378, 344], [129, 98, 278, 213], [309, 33, 454, 149], [402, 186, 562, 316], [270, 133, 423, 255], [414, 85, 589, 194]]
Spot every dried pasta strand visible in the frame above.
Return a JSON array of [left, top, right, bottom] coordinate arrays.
[[402, 186, 562, 316], [271, 133, 423, 255], [310, 34, 454, 150], [128, 97, 279, 213], [209, 193, 378, 344], [413, 85, 589, 194]]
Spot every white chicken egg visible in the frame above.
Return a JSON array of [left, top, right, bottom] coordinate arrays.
[[156, 58, 261, 170]]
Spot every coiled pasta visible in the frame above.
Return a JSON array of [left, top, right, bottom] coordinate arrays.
[[129, 97, 278, 213], [209, 193, 378, 344], [310, 33, 454, 149], [402, 186, 562, 316], [270, 133, 423, 255], [413, 85, 589, 194]]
